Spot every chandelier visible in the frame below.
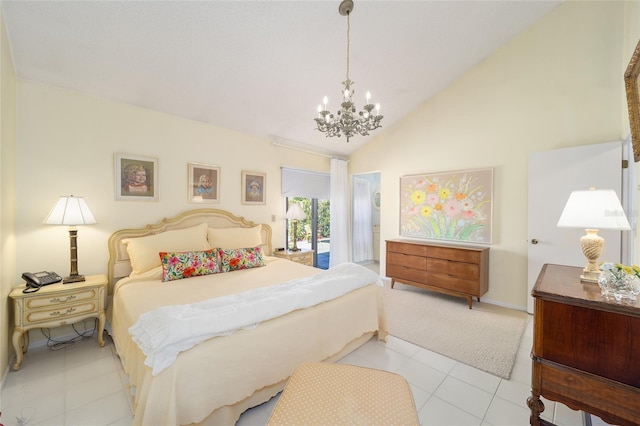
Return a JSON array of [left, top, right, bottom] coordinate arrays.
[[315, 0, 383, 142]]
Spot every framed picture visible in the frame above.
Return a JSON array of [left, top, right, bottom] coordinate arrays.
[[625, 38, 640, 162], [115, 153, 158, 201], [188, 163, 221, 204], [400, 168, 493, 244], [241, 171, 266, 205]]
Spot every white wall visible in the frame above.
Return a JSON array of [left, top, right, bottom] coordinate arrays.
[[15, 81, 330, 281], [350, 1, 628, 309]]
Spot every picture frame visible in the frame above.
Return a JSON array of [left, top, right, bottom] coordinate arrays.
[[188, 163, 221, 204], [241, 171, 266, 205], [115, 153, 158, 201], [400, 168, 493, 244], [624, 38, 640, 162]]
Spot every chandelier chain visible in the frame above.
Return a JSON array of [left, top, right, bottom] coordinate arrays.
[[346, 11, 350, 81]]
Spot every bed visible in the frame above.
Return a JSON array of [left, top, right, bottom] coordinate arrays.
[[106, 208, 388, 425]]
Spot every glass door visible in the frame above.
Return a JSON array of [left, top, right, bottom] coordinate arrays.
[[287, 197, 331, 269]]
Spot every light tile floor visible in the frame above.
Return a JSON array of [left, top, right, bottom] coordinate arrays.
[[1, 282, 612, 426]]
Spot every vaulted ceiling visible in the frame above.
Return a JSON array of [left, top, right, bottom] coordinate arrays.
[[1, 0, 562, 156]]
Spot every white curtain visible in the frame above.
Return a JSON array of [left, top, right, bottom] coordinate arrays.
[[330, 158, 350, 267], [352, 177, 373, 263]]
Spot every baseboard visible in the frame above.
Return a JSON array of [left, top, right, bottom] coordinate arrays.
[[480, 297, 528, 312]]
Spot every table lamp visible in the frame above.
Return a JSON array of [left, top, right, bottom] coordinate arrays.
[[44, 195, 97, 283], [286, 203, 306, 251], [557, 188, 631, 283]]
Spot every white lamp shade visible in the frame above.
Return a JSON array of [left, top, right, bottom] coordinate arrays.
[[44, 196, 97, 226], [285, 203, 306, 221], [557, 189, 630, 230]]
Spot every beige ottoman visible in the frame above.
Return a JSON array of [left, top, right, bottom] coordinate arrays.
[[267, 362, 419, 425]]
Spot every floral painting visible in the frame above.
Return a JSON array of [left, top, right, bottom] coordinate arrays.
[[400, 168, 493, 243]]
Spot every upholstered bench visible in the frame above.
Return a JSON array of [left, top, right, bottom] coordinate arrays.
[[267, 362, 419, 425]]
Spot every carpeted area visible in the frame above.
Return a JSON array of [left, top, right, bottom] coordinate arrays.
[[380, 281, 529, 379]]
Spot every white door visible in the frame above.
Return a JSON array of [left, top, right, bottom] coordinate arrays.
[[527, 141, 624, 313]]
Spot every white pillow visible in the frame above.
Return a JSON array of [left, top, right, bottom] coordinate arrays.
[[123, 222, 210, 275], [207, 225, 263, 250]]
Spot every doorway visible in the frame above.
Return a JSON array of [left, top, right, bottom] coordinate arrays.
[[352, 172, 381, 265], [527, 141, 632, 313]]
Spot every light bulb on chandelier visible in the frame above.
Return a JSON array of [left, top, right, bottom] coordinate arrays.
[[314, 0, 383, 142]]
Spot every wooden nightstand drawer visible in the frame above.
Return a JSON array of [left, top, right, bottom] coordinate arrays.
[[26, 301, 98, 325], [273, 249, 315, 267], [26, 288, 98, 310], [291, 253, 312, 264]]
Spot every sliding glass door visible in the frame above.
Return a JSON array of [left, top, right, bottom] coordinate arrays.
[[286, 197, 330, 269]]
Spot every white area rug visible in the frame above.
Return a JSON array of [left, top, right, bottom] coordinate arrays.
[[381, 281, 529, 379]]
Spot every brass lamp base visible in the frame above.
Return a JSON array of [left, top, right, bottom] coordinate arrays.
[[291, 220, 300, 252], [63, 274, 85, 284], [65, 227, 86, 284]]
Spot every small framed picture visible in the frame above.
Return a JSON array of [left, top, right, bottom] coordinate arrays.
[[241, 171, 266, 205], [188, 163, 220, 204], [115, 153, 158, 201]]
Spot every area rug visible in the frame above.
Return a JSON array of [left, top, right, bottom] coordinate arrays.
[[380, 281, 529, 379]]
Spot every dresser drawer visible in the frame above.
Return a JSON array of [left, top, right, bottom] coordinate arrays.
[[25, 301, 98, 325], [427, 258, 479, 280], [425, 272, 478, 295], [387, 264, 427, 284], [26, 289, 98, 310], [387, 252, 427, 270], [428, 246, 480, 264], [387, 241, 427, 257], [291, 253, 312, 265]]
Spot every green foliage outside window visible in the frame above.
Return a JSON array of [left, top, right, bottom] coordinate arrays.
[[289, 197, 330, 243]]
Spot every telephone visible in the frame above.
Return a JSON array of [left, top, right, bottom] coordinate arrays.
[[22, 271, 62, 293]]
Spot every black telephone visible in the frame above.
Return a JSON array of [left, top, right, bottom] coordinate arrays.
[[22, 271, 63, 293]]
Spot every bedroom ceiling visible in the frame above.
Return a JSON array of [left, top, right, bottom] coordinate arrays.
[[0, 0, 562, 157]]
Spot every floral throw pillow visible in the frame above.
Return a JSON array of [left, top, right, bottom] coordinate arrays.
[[159, 250, 219, 282], [218, 246, 265, 272]]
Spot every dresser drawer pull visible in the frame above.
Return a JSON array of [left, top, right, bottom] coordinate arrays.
[[50, 307, 76, 317], [50, 295, 76, 303]]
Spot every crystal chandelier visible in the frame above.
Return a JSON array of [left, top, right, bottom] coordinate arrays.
[[315, 0, 383, 142]]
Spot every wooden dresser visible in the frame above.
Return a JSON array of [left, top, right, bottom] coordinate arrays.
[[385, 239, 489, 309], [528, 264, 640, 426]]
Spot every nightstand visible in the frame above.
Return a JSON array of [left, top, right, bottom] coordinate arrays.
[[9, 274, 108, 370], [273, 249, 315, 267]]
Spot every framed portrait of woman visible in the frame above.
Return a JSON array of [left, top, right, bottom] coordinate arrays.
[[241, 171, 266, 205], [115, 153, 158, 201], [188, 163, 221, 204]]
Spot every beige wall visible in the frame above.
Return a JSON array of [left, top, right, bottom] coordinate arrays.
[[0, 8, 16, 387], [15, 81, 329, 278], [350, 1, 629, 309], [12, 81, 329, 348]]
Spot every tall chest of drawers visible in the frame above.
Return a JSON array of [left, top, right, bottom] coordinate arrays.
[[386, 239, 489, 309]]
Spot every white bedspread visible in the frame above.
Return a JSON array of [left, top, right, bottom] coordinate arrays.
[[129, 262, 382, 375]]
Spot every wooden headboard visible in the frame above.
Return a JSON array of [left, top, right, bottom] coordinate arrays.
[[107, 208, 273, 293]]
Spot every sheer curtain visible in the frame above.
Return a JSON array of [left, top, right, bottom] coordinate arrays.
[[330, 158, 349, 267], [352, 177, 373, 263]]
